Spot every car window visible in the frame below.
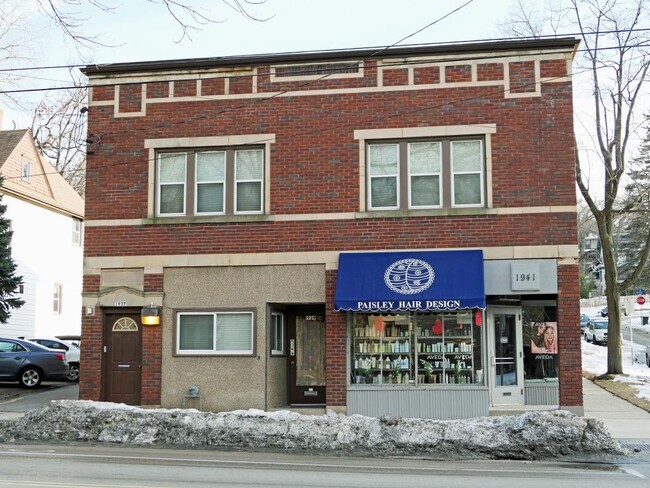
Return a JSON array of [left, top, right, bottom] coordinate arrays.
[[0, 340, 25, 353], [593, 321, 608, 329], [32, 339, 69, 351]]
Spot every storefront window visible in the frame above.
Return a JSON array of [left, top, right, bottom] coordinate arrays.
[[522, 304, 558, 380], [350, 310, 484, 386]]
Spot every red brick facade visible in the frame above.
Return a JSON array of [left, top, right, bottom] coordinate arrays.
[[80, 38, 582, 415]]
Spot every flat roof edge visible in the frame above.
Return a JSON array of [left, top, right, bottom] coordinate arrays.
[[81, 37, 580, 76]]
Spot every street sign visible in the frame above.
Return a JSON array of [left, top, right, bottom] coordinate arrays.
[[635, 288, 646, 295], [638, 296, 646, 305]]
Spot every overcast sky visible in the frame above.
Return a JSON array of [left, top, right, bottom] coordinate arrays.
[[2, 0, 510, 128], [58, 0, 510, 64]]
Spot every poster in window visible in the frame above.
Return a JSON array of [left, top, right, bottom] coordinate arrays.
[[530, 322, 557, 354]]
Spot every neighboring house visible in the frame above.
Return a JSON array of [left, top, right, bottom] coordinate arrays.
[[0, 129, 84, 337], [80, 38, 582, 419]]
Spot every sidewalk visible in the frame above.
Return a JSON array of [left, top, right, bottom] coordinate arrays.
[[582, 377, 650, 441]]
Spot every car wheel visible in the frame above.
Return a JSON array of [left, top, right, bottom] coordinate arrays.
[[646, 354, 650, 368], [19, 367, 42, 388], [67, 363, 80, 382]]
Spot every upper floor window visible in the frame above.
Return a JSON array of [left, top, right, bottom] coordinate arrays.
[[156, 147, 264, 217], [53, 284, 62, 314], [72, 218, 82, 246], [21, 160, 31, 182], [367, 138, 484, 210]]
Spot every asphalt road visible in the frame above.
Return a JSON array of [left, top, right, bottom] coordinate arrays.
[[0, 382, 78, 412], [624, 323, 650, 349], [0, 443, 648, 488]]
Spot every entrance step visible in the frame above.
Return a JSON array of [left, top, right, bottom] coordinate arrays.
[[269, 406, 327, 416], [489, 405, 557, 416]]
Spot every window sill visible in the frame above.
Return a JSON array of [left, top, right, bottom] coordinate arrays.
[[356, 207, 496, 219], [145, 214, 270, 225]]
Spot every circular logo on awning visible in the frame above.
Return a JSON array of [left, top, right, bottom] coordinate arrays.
[[384, 258, 435, 295]]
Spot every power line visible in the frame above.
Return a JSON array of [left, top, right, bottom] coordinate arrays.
[[0, 26, 648, 75]]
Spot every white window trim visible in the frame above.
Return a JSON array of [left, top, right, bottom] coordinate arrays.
[[234, 149, 264, 215], [145, 134, 275, 218], [176, 310, 254, 356], [367, 143, 399, 211], [21, 160, 30, 182], [355, 125, 495, 212], [450, 139, 485, 208], [194, 150, 226, 216], [53, 283, 62, 314], [156, 152, 187, 217], [72, 218, 82, 246], [407, 141, 443, 210], [271, 312, 286, 356]]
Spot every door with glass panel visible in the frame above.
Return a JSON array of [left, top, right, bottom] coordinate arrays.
[[287, 307, 326, 405], [487, 307, 524, 406]]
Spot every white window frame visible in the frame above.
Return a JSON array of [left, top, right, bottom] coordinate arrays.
[[450, 140, 485, 208], [156, 152, 187, 217], [53, 284, 62, 314], [194, 150, 226, 216], [354, 125, 495, 212], [72, 218, 82, 246], [21, 160, 30, 182], [176, 310, 254, 356], [366, 138, 485, 211], [271, 312, 286, 356], [367, 144, 399, 211], [407, 141, 443, 209], [234, 149, 264, 215]]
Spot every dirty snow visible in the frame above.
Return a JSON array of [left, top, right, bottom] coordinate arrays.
[[3, 400, 623, 460]]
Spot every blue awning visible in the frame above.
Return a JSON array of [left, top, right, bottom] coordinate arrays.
[[334, 250, 485, 312]]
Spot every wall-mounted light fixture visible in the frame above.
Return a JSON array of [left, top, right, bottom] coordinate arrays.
[[141, 306, 161, 325]]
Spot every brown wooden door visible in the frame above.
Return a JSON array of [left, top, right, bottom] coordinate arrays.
[[102, 309, 142, 405], [287, 306, 326, 405]]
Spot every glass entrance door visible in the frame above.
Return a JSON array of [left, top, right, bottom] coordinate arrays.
[[488, 307, 523, 406]]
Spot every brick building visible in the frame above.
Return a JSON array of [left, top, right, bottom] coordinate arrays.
[[80, 37, 582, 419]]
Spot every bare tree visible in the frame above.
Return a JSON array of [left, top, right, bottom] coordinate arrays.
[[30, 85, 87, 196], [38, 0, 269, 48], [503, 0, 650, 374]]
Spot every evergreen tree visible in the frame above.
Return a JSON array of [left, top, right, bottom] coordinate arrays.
[[618, 118, 650, 290], [0, 177, 24, 323]]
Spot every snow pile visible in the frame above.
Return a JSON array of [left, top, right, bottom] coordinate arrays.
[[6, 400, 624, 460]]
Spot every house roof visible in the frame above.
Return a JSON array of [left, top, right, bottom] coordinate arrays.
[[81, 37, 580, 76], [0, 129, 84, 219], [0, 129, 27, 164]]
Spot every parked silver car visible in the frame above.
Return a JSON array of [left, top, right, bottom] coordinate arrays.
[[26, 337, 80, 382], [584, 319, 608, 345], [0, 337, 68, 388]]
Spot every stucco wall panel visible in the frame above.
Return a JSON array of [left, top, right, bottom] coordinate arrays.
[[161, 265, 325, 411]]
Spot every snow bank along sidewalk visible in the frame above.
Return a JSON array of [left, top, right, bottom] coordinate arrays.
[[1, 400, 627, 460]]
